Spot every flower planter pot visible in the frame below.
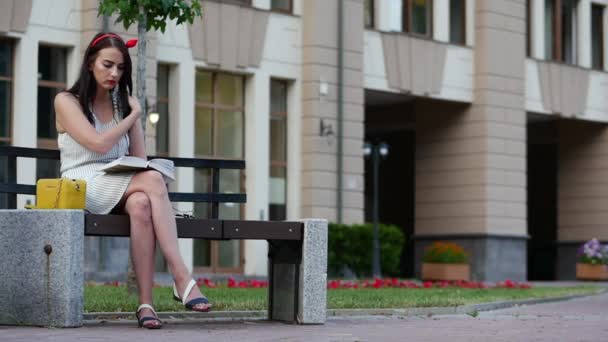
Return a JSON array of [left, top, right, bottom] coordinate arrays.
[[576, 263, 608, 281], [421, 263, 470, 281]]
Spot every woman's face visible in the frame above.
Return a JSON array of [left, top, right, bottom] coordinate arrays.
[[90, 47, 124, 90]]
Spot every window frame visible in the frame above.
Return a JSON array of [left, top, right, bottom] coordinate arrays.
[[401, 0, 433, 37], [269, 78, 288, 221], [37, 45, 68, 150], [546, 0, 578, 64], [0, 38, 14, 145], [193, 69, 246, 275], [194, 71, 246, 160]]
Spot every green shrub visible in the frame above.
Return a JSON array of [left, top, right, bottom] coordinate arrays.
[[422, 241, 468, 264], [328, 223, 405, 277]]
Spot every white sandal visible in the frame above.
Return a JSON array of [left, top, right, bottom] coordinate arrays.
[[136, 304, 162, 329], [172, 279, 212, 312]]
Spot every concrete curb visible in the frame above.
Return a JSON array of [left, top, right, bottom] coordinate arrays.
[[83, 289, 607, 325]]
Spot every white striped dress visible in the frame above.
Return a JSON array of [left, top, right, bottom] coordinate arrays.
[[58, 111, 135, 214]]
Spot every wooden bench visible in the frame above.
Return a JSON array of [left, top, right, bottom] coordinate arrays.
[[0, 146, 327, 327]]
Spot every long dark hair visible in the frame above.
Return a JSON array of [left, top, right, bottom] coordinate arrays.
[[66, 32, 133, 124]]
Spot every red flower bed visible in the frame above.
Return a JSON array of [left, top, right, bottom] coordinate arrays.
[[101, 277, 531, 290], [326, 278, 531, 290]]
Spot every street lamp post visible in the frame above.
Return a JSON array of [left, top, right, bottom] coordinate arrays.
[[364, 141, 389, 278]]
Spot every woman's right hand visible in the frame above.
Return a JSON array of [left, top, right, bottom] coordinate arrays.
[[128, 96, 142, 120]]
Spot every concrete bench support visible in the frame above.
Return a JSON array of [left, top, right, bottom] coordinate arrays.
[[0, 210, 84, 327], [268, 219, 327, 324]]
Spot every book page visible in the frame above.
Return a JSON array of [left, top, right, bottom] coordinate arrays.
[[147, 158, 175, 183]]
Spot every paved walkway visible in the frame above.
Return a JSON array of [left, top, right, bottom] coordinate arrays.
[[3, 292, 608, 342]]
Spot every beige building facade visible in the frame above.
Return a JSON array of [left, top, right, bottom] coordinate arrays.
[[1, 0, 608, 280]]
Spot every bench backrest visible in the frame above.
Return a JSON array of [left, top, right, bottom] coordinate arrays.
[[0, 146, 246, 219]]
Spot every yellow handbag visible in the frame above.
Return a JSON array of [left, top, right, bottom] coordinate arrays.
[[35, 178, 86, 209]]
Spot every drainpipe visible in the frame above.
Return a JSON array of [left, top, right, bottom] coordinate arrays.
[[337, 0, 344, 224]]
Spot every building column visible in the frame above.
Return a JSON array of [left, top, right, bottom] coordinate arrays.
[[415, 0, 528, 281], [531, 0, 545, 59], [244, 72, 270, 276], [557, 121, 608, 279], [433, 0, 449, 43], [300, 0, 365, 224], [173, 60, 196, 272]]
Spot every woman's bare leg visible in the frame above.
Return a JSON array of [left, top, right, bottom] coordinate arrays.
[[122, 170, 210, 310], [124, 191, 160, 327]]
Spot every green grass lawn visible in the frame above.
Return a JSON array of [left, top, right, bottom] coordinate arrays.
[[84, 285, 605, 313]]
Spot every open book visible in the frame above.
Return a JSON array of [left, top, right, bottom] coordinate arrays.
[[99, 156, 175, 183]]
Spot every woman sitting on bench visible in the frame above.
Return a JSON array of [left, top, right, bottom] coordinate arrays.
[[54, 32, 211, 329]]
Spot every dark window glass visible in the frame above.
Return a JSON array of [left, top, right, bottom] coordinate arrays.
[[0, 40, 12, 77], [38, 47, 67, 83], [545, 0, 555, 59], [269, 79, 287, 221], [411, 0, 430, 35], [37, 46, 67, 141], [271, 0, 292, 13], [0, 40, 12, 142], [365, 0, 374, 28], [561, 0, 577, 64], [402, 0, 432, 36], [156, 64, 170, 155], [0, 80, 10, 138], [591, 5, 605, 70], [546, 0, 578, 64], [449, 0, 465, 44]]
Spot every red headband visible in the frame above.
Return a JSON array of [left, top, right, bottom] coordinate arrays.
[[90, 33, 138, 49]]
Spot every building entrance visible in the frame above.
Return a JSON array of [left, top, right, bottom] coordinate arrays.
[[527, 116, 558, 280], [364, 90, 415, 277]]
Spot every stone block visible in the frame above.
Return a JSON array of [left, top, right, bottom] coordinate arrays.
[[268, 219, 328, 324], [298, 219, 328, 324], [0, 210, 84, 327]]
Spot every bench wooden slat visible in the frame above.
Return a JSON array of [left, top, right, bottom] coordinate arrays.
[[223, 220, 303, 240], [162, 156, 245, 170], [169, 192, 246, 203], [0, 146, 60, 159], [0, 147, 245, 170], [84, 214, 223, 239], [0, 183, 36, 195]]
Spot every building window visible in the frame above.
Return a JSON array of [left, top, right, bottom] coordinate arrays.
[[365, 0, 374, 28], [37, 45, 67, 179], [269, 79, 288, 221], [155, 64, 170, 155], [0, 39, 13, 209], [449, 0, 466, 45], [193, 70, 245, 273], [545, 0, 578, 64], [402, 0, 432, 36], [271, 0, 292, 13], [222, 0, 251, 5], [0, 39, 13, 146], [591, 4, 605, 70]]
